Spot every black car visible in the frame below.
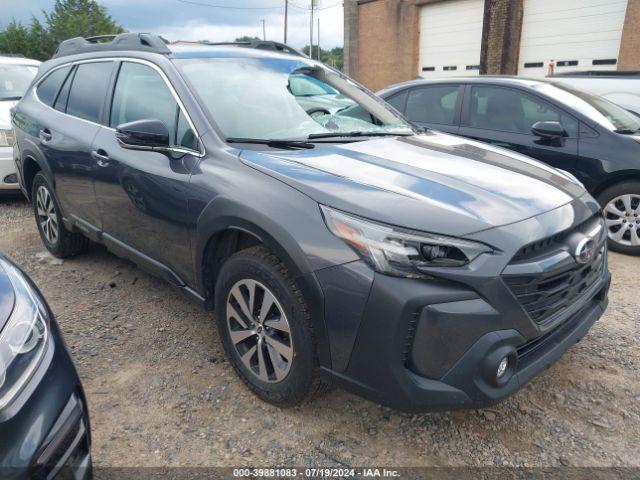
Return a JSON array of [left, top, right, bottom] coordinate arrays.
[[12, 34, 610, 412], [379, 77, 640, 255], [0, 254, 91, 479]]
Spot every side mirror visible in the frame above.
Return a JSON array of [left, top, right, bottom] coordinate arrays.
[[116, 119, 170, 151], [531, 120, 566, 138]]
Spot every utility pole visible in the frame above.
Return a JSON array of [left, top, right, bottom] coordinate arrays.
[[310, 0, 315, 59], [317, 18, 321, 61], [262, 19, 266, 40], [284, 0, 288, 43]]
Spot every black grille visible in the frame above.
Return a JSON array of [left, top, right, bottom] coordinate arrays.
[[504, 249, 605, 327], [31, 419, 82, 480], [512, 213, 600, 262]]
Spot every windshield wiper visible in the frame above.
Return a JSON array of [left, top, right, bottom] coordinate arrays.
[[226, 137, 315, 149], [307, 131, 414, 140]]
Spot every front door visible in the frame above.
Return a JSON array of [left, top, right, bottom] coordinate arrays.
[[459, 85, 579, 172], [92, 61, 200, 284]]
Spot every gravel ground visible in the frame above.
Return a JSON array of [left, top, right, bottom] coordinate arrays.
[[0, 196, 638, 468]]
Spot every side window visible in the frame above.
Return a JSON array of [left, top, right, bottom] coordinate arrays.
[[66, 62, 113, 123], [405, 85, 459, 125], [386, 91, 408, 113], [110, 62, 182, 146], [53, 66, 74, 112], [37, 66, 71, 107], [468, 86, 578, 136]]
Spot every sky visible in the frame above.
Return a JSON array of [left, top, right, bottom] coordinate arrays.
[[2, 0, 345, 50]]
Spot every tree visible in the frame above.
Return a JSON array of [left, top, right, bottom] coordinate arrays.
[[302, 45, 343, 71], [234, 36, 261, 43], [0, 0, 124, 61], [0, 21, 32, 57]]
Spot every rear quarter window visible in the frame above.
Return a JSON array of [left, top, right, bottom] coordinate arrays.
[[36, 66, 71, 107]]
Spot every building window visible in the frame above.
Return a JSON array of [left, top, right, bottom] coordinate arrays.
[[524, 62, 544, 68], [557, 60, 578, 67], [466, 65, 480, 71], [422, 66, 435, 72], [592, 59, 617, 65], [443, 66, 457, 71]]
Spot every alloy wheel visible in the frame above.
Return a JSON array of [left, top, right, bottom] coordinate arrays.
[[604, 193, 640, 246], [226, 279, 293, 383], [36, 186, 59, 245]]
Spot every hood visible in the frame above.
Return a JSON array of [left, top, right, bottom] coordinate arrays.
[[0, 259, 15, 332], [240, 131, 587, 236], [0, 100, 18, 129]]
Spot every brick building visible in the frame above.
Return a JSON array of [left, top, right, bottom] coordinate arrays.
[[344, 0, 640, 91]]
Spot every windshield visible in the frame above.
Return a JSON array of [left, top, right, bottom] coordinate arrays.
[[174, 56, 413, 141], [289, 74, 338, 96], [0, 64, 38, 100], [538, 82, 640, 132]]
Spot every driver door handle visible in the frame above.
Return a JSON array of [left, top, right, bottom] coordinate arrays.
[[39, 128, 52, 142], [91, 149, 111, 167]]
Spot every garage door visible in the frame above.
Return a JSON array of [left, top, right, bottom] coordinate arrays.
[[518, 0, 629, 77], [418, 0, 485, 78]]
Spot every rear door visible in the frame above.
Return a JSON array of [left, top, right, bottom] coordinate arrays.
[[388, 84, 463, 134], [37, 61, 115, 232], [92, 60, 199, 284], [458, 84, 579, 171]]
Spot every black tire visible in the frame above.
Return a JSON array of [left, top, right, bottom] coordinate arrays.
[[31, 172, 89, 258], [214, 246, 326, 407], [597, 181, 640, 255]]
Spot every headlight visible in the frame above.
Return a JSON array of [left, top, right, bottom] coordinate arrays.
[[0, 258, 49, 410], [0, 129, 14, 147], [320, 205, 494, 278]]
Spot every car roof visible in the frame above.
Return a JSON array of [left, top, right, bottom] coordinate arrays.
[[378, 76, 555, 95], [0, 55, 41, 66]]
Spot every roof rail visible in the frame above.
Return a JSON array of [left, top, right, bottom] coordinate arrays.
[[202, 40, 307, 58], [53, 33, 171, 58]]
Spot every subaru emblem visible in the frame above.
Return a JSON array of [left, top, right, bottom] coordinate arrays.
[[574, 237, 596, 264]]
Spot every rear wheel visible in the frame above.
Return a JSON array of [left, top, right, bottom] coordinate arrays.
[[31, 172, 89, 258], [598, 181, 640, 255], [214, 246, 325, 407]]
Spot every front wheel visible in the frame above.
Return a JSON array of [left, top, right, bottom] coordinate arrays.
[[598, 181, 640, 255], [214, 246, 326, 407]]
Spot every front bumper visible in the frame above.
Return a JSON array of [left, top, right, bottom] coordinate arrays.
[[0, 146, 19, 191], [322, 269, 610, 412], [318, 196, 610, 412], [0, 318, 92, 480]]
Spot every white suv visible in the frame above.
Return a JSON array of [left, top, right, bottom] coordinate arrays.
[[1, 55, 40, 194]]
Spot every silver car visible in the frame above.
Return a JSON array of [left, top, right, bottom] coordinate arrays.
[[1, 56, 40, 194]]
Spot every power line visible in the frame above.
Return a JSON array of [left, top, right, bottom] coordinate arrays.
[[175, 0, 284, 10], [288, 1, 342, 11]]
